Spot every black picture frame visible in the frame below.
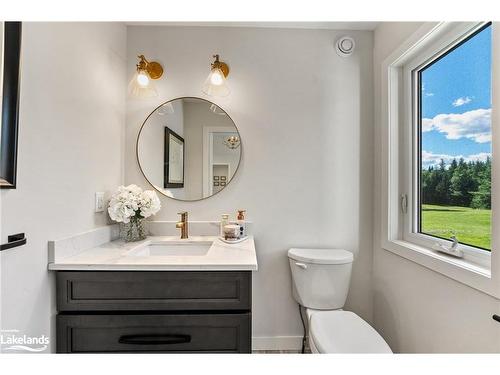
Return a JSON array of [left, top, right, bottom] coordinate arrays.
[[164, 126, 185, 188], [0, 22, 22, 189]]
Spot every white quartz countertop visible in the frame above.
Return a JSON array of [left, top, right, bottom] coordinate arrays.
[[48, 235, 258, 271]]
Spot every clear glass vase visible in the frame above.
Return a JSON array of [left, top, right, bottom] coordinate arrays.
[[120, 216, 146, 242]]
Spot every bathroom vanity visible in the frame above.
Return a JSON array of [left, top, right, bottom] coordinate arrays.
[[49, 226, 257, 353]]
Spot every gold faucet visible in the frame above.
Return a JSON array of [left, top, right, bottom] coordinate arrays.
[[176, 211, 188, 239]]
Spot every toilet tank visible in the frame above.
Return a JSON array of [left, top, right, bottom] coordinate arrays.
[[288, 248, 353, 310]]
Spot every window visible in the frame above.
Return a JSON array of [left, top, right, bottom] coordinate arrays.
[[416, 23, 492, 252], [395, 22, 495, 269], [381, 22, 499, 295]]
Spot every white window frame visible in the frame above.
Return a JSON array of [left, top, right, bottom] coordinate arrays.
[[380, 22, 500, 298], [403, 22, 493, 268]]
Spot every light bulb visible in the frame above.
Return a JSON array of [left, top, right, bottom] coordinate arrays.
[[210, 69, 224, 85], [136, 71, 150, 87]]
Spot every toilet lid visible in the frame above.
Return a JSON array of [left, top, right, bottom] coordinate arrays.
[[288, 248, 353, 265], [309, 311, 392, 353]]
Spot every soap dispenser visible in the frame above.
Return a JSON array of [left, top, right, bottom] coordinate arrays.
[[237, 210, 247, 238]]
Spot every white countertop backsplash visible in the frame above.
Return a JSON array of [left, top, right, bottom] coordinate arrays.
[[48, 221, 257, 271], [146, 221, 252, 237]]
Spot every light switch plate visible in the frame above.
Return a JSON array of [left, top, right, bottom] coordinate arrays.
[[95, 192, 105, 213]]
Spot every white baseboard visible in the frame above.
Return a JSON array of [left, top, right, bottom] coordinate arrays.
[[252, 336, 303, 351]]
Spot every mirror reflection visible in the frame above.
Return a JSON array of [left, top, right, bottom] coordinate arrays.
[[137, 97, 241, 201]]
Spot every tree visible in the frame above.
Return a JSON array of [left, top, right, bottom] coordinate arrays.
[[450, 158, 477, 206], [435, 159, 451, 205], [422, 157, 491, 209], [471, 157, 491, 209]]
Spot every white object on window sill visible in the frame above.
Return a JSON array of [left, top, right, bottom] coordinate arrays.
[[381, 238, 499, 299], [433, 236, 464, 258]]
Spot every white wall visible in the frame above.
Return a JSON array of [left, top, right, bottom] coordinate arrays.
[[0, 22, 126, 352], [182, 101, 237, 199], [125, 25, 374, 347], [372, 22, 500, 353], [183, 101, 206, 198]]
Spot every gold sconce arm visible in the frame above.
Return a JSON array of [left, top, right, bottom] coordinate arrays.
[[136, 54, 164, 80]]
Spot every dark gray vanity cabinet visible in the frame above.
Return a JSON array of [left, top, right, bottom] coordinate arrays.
[[56, 271, 252, 353]]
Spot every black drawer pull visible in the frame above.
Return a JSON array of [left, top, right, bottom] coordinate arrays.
[[493, 314, 500, 323], [118, 334, 191, 345]]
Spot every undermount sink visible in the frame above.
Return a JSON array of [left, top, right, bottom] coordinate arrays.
[[127, 241, 213, 257]]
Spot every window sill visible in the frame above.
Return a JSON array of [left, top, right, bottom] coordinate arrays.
[[381, 239, 499, 299]]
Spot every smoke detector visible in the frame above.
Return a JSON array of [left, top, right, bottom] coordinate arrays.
[[335, 36, 355, 57]]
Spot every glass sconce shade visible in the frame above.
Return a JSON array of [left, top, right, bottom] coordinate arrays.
[[128, 70, 158, 98], [202, 67, 230, 97], [209, 103, 227, 115], [157, 102, 175, 116], [202, 55, 230, 97]]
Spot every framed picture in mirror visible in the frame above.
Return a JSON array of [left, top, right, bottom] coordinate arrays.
[[164, 127, 184, 188], [0, 22, 22, 189]]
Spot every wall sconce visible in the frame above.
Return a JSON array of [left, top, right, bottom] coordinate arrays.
[[202, 54, 230, 97], [128, 55, 164, 98]]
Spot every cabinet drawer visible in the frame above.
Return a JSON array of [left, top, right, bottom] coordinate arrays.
[[57, 271, 251, 312], [57, 313, 251, 353]]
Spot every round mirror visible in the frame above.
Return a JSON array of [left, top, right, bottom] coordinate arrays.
[[137, 97, 241, 201]]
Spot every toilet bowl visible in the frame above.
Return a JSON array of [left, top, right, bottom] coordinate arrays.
[[288, 248, 392, 354], [308, 310, 392, 353]]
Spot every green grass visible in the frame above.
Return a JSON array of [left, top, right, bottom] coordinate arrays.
[[421, 204, 491, 251]]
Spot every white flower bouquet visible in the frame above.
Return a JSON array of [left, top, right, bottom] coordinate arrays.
[[108, 184, 161, 241]]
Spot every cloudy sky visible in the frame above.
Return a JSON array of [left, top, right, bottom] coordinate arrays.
[[421, 24, 491, 168]]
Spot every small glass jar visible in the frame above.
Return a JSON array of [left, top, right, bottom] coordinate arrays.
[[220, 214, 230, 237]]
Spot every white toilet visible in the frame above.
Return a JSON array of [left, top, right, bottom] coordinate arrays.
[[288, 248, 392, 353]]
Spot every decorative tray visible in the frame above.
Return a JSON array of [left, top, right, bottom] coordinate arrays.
[[219, 236, 249, 244]]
